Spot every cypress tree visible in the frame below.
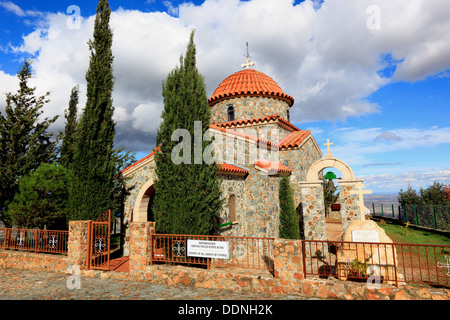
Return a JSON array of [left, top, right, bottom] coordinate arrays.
[[60, 85, 79, 168], [68, 0, 117, 221], [279, 176, 300, 239], [0, 60, 58, 227], [152, 30, 223, 235]]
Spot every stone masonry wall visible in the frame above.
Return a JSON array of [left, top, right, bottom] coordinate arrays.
[[243, 165, 282, 238], [338, 181, 362, 233], [0, 250, 68, 273], [124, 226, 450, 300], [211, 96, 290, 124], [280, 137, 322, 207], [1, 224, 449, 300], [300, 182, 326, 241], [129, 221, 155, 279], [218, 174, 246, 237], [68, 220, 90, 269], [122, 160, 157, 256], [230, 123, 292, 143], [273, 239, 304, 287]]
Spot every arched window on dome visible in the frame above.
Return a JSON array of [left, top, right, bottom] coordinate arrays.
[[287, 109, 290, 122], [227, 105, 235, 122]]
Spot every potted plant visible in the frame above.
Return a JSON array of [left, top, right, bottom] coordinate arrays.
[[347, 257, 384, 284]]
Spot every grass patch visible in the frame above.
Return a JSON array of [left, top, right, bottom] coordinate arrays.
[[110, 234, 121, 251], [375, 219, 450, 246]]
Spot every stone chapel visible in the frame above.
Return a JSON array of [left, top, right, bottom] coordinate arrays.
[[120, 64, 325, 256]]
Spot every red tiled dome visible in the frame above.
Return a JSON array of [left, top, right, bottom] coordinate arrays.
[[208, 69, 294, 106]]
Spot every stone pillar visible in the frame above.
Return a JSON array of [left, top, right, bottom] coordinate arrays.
[[299, 181, 326, 241], [273, 239, 304, 285], [338, 180, 363, 234], [128, 221, 155, 278], [68, 220, 90, 270]]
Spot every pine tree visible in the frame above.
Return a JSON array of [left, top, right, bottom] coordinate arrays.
[[279, 176, 300, 239], [398, 185, 421, 207], [8, 163, 69, 229], [152, 30, 223, 235], [60, 85, 79, 168], [68, 0, 117, 221], [0, 60, 58, 227]]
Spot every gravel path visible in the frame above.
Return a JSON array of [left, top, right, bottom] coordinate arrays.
[[0, 268, 318, 301]]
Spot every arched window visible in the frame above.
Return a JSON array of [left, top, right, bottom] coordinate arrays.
[[228, 195, 236, 221], [287, 109, 290, 122], [227, 105, 235, 122]]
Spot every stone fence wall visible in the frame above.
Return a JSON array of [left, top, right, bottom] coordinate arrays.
[[0, 220, 449, 300]]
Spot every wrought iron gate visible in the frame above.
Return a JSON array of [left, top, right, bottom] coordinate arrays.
[[87, 210, 111, 270]]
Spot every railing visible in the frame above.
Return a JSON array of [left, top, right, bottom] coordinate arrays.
[[394, 242, 450, 287], [302, 240, 450, 287], [0, 228, 69, 255], [150, 234, 274, 272], [371, 202, 450, 231]]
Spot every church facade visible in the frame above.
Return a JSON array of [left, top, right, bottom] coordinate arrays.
[[120, 67, 322, 256]]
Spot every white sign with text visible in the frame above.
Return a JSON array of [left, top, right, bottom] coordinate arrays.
[[351, 230, 379, 243], [187, 239, 229, 259]]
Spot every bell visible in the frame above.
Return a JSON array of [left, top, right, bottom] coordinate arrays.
[[326, 179, 336, 193]]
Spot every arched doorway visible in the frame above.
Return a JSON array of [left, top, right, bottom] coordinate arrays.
[[321, 168, 342, 241], [145, 185, 156, 222], [300, 152, 368, 241], [133, 179, 155, 222]]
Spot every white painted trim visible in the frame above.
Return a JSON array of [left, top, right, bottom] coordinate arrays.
[[305, 157, 356, 182]]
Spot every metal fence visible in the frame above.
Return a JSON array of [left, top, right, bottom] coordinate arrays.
[[403, 204, 450, 231], [0, 228, 69, 255], [371, 202, 450, 231], [370, 202, 401, 219], [302, 240, 450, 287], [149, 234, 450, 287], [150, 233, 275, 272]]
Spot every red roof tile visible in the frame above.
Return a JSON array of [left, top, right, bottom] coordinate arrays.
[[208, 69, 294, 106], [254, 159, 292, 174], [122, 127, 311, 175], [278, 130, 311, 149], [214, 114, 300, 132], [217, 162, 249, 175], [121, 146, 160, 173]]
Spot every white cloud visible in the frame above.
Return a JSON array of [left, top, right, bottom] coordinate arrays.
[[163, 1, 179, 17], [0, 69, 19, 98], [131, 103, 161, 133], [1, 0, 450, 154], [0, 1, 42, 17], [328, 126, 450, 164], [375, 131, 403, 142], [360, 170, 450, 193]]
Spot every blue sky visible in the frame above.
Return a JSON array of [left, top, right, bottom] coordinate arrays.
[[0, 0, 449, 194]]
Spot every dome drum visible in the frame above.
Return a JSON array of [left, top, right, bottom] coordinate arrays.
[[209, 69, 294, 124]]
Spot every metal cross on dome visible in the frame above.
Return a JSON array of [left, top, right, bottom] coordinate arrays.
[[241, 42, 255, 69]]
